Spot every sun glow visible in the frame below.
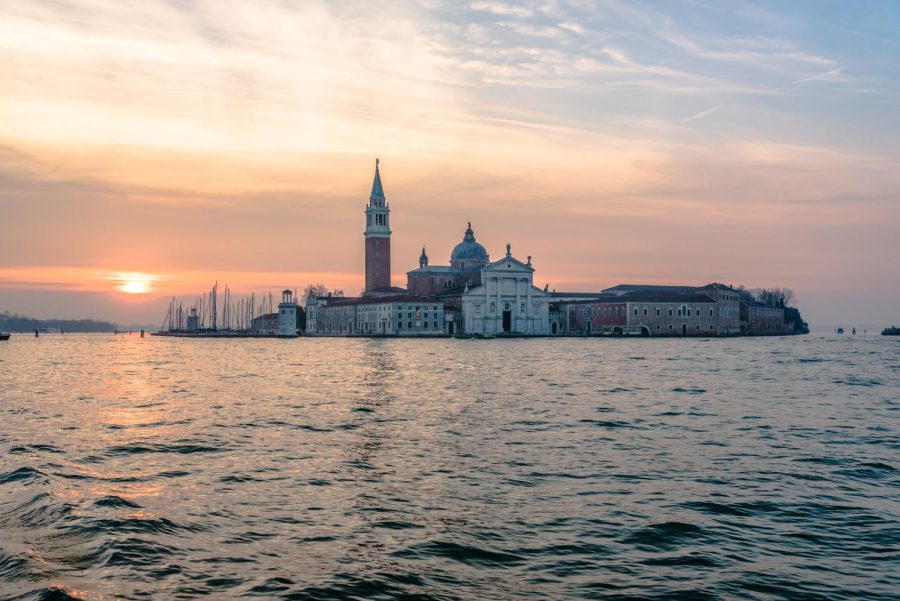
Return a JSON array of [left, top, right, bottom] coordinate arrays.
[[113, 272, 157, 295]]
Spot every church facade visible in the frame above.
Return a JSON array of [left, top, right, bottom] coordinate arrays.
[[407, 224, 549, 335], [459, 249, 550, 336]]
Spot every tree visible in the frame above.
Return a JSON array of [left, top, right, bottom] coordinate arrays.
[[302, 284, 344, 307], [774, 287, 796, 308], [742, 287, 796, 308]]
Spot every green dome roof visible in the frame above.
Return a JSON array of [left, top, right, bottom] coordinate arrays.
[[451, 223, 489, 265]]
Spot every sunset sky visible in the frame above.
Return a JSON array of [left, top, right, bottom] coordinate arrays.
[[2, 1, 899, 328]]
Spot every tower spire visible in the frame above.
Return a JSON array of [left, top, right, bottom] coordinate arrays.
[[370, 157, 385, 203]]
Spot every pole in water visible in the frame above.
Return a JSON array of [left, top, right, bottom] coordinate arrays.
[[35, 330, 39, 337], [140, 329, 145, 338]]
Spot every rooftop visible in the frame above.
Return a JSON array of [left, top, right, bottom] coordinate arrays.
[[560, 291, 717, 304], [328, 294, 443, 307]]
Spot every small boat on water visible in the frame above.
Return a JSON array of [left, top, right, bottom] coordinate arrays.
[[882, 326, 900, 336], [836, 327, 844, 334], [0, 333, 9, 341]]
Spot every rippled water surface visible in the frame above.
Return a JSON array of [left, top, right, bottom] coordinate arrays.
[[1, 334, 898, 600]]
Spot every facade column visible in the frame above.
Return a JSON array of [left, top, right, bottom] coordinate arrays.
[[496, 277, 502, 333], [526, 278, 531, 333], [481, 278, 492, 333], [515, 278, 521, 333]]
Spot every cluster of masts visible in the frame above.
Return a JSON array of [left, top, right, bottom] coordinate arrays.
[[161, 282, 283, 332]]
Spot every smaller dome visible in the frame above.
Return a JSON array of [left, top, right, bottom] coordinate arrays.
[[451, 222, 489, 266]]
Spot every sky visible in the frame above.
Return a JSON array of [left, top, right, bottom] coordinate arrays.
[[1, 0, 899, 329]]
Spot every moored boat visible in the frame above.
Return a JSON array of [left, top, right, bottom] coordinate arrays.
[[0, 333, 10, 341], [882, 326, 900, 336]]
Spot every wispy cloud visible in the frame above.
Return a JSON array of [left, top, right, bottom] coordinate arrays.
[[469, 2, 533, 18], [789, 67, 846, 86], [682, 106, 719, 122]]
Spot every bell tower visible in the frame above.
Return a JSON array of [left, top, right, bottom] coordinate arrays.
[[364, 158, 391, 292]]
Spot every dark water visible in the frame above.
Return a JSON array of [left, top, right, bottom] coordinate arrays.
[[1, 334, 898, 600]]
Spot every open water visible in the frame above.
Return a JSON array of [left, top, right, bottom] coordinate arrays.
[[0, 334, 898, 600]]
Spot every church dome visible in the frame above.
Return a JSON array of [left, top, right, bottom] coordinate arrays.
[[451, 223, 489, 267]]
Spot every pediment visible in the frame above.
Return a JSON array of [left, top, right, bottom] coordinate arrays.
[[485, 255, 533, 273]]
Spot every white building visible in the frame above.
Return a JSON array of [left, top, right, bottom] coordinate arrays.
[[306, 295, 446, 336], [461, 244, 550, 336], [277, 289, 299, 337]]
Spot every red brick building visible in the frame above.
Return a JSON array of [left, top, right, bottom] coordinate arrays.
[[554, 284, 747, 336]]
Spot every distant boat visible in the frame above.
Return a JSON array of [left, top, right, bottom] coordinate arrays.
[[882, 326, 900, 336], [0, 333, 9, 341], [836, 327, 844, 334], [38, 326, 61, 334]]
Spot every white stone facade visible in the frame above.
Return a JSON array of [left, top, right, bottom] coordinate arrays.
[[461, 254, 550, 335]]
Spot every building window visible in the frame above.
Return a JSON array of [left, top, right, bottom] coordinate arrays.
[[696, 324, 701, 330], [490, 302, 495, 313], [709, 308, 714, 316], [656, 308, 660, 316], [669, 325, 673, 330], [643, 308, 648, 316], [634, 308, 638, 316], [408, 322, 413, 328], [656, 325, 660, 330], [669, 308, 673, 316], [521, 303, 525, 314], [709, 325, 714, 330], [696, 309, 700, 316]]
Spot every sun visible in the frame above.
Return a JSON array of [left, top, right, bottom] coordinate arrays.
[[112, 272, 157, 295], [121, 279, 149, 294]]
